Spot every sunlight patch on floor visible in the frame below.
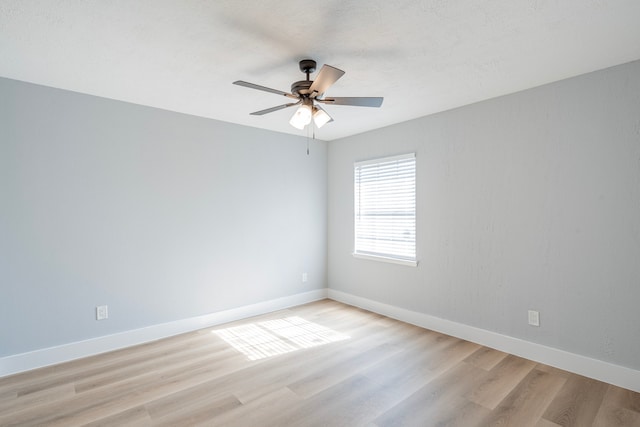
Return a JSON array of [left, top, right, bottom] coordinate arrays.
[[213, 316, 350, 360]]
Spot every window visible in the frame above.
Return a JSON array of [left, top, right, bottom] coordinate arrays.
[[354, 153, 416, 266]]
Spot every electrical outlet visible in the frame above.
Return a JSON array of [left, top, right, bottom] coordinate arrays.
[[302, 273, 308, 283], [528, 310, 539, 327], [96, 305, 108, 320]]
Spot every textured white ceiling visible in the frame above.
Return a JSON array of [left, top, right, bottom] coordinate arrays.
[[2, 1, 640, 141]]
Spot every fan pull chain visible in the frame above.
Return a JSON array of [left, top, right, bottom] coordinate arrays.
[[307, 119, 316, 155]]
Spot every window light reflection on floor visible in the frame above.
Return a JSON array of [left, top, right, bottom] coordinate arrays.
[[213, 316, 350, 360]]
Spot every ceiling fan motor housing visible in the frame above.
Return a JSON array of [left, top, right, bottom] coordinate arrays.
[[291, 80, 313, 96]]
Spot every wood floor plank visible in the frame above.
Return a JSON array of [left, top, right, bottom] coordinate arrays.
[[210, 387, 303, 427], [209, 341, 363, 405], [151, 394, 242, 427], [465, 353, 537, 410], [479, 368, 567, 427], [2, 328, 221, 398], [535, 363, 572, 378], [373, 361, 490, 426], [287, 342, 402, 399], [0, 389, 17, 402], [82, 405, 153, 427], [204, 322, 401, 406], [541, 374, 609, 426], [0, 349, 247, 425], [593, 406, 640, 427], [362, 336, 481, 401], [0, 383, 76, 419], [606, 385, 640, 413], [428, 399, 492, 427], [592, 385, 640, 427], [72, 338, 227, 393], [266, 373, 398, 427], [534, 418, 562, 427], [0, 299, 638, 426], [464, 346, 509, 371]]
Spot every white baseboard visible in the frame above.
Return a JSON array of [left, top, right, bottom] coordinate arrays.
[[328, 289, 640, 393], [0, 289, 328, 378]]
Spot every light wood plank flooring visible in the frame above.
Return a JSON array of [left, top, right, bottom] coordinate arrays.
[[1, 299, 638, 426]]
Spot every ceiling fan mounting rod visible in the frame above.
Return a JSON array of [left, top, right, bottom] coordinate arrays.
[[290, 60, 318, 96]]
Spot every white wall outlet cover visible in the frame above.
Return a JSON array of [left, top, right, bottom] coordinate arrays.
[[96, 305, 108, 320], [528, 310, 540, 327], [302, 273, 308, 283]]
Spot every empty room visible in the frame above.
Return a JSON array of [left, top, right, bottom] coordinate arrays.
[[1, 1, 639, 426]]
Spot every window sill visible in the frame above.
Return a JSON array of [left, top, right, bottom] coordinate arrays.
[[352, 253, 418, 267]]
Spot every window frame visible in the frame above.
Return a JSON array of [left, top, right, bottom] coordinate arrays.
[[353, 152, 417, 267]]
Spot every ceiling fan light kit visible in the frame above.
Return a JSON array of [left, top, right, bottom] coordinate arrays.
[[312, 106, 332, 128], [289, 101, 332, 130], [233, 59, 383, 130], [289, 100, 313, 129]]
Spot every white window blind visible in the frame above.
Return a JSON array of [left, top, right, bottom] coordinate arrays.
[[354, 153, 416, 266]]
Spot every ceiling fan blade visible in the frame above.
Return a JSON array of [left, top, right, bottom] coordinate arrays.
[[308, 65, 345, 97], [317, 97, 384, 107], [250, 101, 301, 116], [233, 81, 298, 99]]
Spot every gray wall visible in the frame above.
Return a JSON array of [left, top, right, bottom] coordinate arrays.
[[328, 60, 640, 370], [0, 78, 327, 357]]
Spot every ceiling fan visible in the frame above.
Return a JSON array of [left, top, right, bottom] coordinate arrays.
[[233, 59, 383, 130]]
